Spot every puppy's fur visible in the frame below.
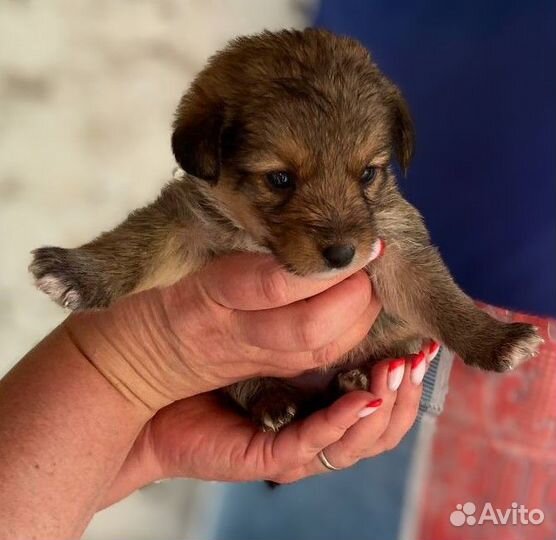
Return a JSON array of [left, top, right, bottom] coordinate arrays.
[[30, 29, 541, 431]]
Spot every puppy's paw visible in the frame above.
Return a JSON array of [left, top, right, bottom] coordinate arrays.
[[337, 368, 369, 393], [29, 246, 107, 311], [494, 323, 543, 371], [29, 247, 83, 310], [35, 273, 83, 310], [466, 322, 543, 372], [252, 393, 299, 432]]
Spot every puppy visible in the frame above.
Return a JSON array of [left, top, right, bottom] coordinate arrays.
[[29, 29, 542, 431]]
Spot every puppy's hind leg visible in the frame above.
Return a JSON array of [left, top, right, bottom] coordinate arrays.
[[228, 378, 304, 432], [336, 368, 369, 393]]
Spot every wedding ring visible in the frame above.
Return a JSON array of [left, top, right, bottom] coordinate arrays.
[[318, 449, 341, 471]]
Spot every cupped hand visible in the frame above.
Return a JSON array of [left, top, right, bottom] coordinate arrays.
[[66, 252, 381, 411], [101, 356, 424, 507]]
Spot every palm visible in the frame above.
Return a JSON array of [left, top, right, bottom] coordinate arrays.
[[147, 392, 283, 482], [107, 358, 423, 501]]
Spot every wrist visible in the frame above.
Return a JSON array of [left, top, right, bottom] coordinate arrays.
[[0, 324, 152, 536], [98, 422, 163, 509]]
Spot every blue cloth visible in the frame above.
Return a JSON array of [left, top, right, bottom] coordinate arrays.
[[316, 0, 556, 317], [215, 427, 417, 540]]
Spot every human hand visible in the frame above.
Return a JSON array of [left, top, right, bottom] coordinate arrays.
[[101, 356, 424, 507], [66, 252, 381, 413]]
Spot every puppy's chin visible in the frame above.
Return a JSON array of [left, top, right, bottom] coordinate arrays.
[[278, 239, 382, 279], [273, 257, 332, 278], [308, 256, 370, 281], [310, 267, 357, 280]]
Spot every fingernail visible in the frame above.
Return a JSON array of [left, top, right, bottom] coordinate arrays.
[[410, 351, 426, 385], [367, 238, 385, 263], [387, 359, 405, 391], [358, 398, 383, 418], [427, 341, 441, 363]]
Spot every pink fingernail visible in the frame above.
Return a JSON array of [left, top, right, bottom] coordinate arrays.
[[387, 359, 405, 391], [427, 341, 441, 363], [410, 351, 426, 385], [358, 398, 383, 418]]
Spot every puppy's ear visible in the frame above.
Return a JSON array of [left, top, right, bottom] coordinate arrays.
[[171, 96, 224, 182], [389, 89, 415, 175]]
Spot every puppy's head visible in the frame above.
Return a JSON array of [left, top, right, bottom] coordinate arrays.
[[172, 29, 414, 275]]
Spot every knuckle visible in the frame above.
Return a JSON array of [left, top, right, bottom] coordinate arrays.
[[333, 448, 359, 467], [394, 401, 420, 426], [406, 404, 420, 424], [411, 389, 423, 407], [312, 340, 341, 367], [153, 286, 192, 338], [272, 473, 296, 485], [158, 283, 184, 321], [377, 440, 396, 455], [322, 407, 351, 435], [381, 434, 403, 453], [352, 272, 372, 305], [327, 440, 358, 468], [266, 474, 282, 484], [382, 441, 396, 453], [336, 453, 359, 469], [345, 455, 360, 467], [259, 267, 289, 306], [298, 318, 325, 350]]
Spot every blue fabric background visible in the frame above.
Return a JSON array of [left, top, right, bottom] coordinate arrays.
[[316, 0, 556, 317], [215, 427, 418, 540]]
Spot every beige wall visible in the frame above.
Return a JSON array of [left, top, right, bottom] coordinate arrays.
[[0, 1, 313, 538]]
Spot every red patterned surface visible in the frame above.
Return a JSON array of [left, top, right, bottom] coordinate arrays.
[[419, 307, 556, 540]]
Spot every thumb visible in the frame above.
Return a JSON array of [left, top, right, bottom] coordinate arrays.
[[196, 252, 370, 311]]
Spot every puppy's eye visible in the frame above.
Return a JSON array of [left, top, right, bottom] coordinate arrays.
[[361, 166, 377, 185], [266, 171, 295, 190]]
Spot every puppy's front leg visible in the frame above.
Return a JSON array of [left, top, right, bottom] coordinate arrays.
[[375, 228, 542, 372], [29, 181, 205, 310]]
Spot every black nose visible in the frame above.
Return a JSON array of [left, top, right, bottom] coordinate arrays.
[[322, 244, 355, 268]]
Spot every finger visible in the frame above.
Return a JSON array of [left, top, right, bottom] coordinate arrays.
[[233, 271, 372, 351], [375, 358, 423, 453], [424, 339, 441, 366], [297, 362, 397, 475], [260, 297, 381, 376], [354, 356, 421, 456], [369, 357, 400, 396], [196, 244, 382, 311], [275, 353, 425, 483], [263, 390, 376, 478], [311, 297, 382, 366], [279, 394, 389, 480]]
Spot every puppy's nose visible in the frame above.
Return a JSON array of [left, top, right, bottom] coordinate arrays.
[[322, 244, 355, 268]]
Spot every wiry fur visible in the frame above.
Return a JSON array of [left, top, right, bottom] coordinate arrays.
[[29, 29, 542, 431]]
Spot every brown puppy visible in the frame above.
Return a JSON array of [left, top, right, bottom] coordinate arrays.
[[29, 29, 542, 431]]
